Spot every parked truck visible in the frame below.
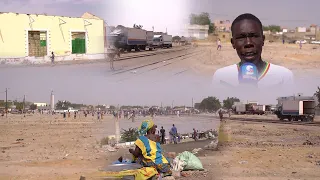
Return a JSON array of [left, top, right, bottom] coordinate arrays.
[[146, 31, 154, 50], [107, 25, 153, 52], [234, 103, 246, 114], [274, 96, 316, 122], [233, 102, 267, 115], [153, 34, 173, 48]]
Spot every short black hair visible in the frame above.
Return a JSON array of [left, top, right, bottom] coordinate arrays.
[[231, 13, 263, 35]]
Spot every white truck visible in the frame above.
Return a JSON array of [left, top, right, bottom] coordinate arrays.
[[162, 34, 173, 48], [153, 34, 173, 48], [233, 103, 246, 114], [274, 96, 316, 122]]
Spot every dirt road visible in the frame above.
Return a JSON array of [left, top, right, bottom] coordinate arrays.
[[0, 114, 219, 180], [181, 118, 320, 180]]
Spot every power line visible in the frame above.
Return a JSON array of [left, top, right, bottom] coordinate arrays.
[[5, 88, 7, 118]]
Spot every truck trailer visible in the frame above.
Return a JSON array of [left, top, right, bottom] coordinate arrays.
[[274, 96, 316, 122], [107, 25, 152, 52], [153, 34, 173, 48]]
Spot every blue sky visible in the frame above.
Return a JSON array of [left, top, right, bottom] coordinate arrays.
[[2, 0, 319, 35]]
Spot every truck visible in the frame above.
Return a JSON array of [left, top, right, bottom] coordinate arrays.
[[274, 96, 316, 122], [251, 105, 265, 115], [146, 31, 154, 50], [180, 36, 186, 45], [153, 34, 173, 49], [107, 25, 152, 52], [233, 102, 246, 114], [233, 102, 266, 115]]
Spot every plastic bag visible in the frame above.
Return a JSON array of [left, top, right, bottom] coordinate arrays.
[[176, 151, 204, 170]]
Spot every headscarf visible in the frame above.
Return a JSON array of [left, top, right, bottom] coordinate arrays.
[[138, 119, 155, 136]]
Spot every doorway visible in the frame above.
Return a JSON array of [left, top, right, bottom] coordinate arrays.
[[28, 31, 47, 57], [71, 32, 86, 54]]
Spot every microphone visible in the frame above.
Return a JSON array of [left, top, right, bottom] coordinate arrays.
[[238, 62, 258, 86]]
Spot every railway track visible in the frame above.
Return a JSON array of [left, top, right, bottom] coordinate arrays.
[[112, 48, 202, 75], [108, 46, 192, 63], [228, 117, 320, 127]]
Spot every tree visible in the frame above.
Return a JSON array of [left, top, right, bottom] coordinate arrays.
[[55, 100, 72, 110], [314, 86, 320, 107], [263, 25, 281, 32], [109, 105, 116, 110], [189, 12, 215, 33], [121, 128, 139, 142], [133, 24, 143, 29], [223, 97, 240, 109], [199, 96, 221, 112], [14, 101, 24, 111], [30, 104, 37, 110]]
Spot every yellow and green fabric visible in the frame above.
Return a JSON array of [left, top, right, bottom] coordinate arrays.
[[135, 136, 171, 175], [138, 119, 154, 136], [92, 167, 158, 180]]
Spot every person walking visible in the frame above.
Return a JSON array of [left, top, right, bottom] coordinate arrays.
[[171, 124, 178, 144], [217, 38, 222, 50]]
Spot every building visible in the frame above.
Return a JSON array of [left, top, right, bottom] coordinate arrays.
[[0, 12, 105, 63], [185, 24, 209, 40], [296, 27, 307, 33], [214, 20, 231, 32], [33, 102, 47, 107]]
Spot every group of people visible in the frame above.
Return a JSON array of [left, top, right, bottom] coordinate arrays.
[[156, 124, 179, 145]]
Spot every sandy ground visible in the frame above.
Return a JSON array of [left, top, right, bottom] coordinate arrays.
[[179, 117, 320, 180], [161, 42, 320, 77], [0, 114, 219, 180]]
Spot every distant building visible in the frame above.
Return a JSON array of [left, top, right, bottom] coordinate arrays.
[[214, 20, 231, 32], [34, 102, 47, 107], [282, 27, 288, 33], [296, 27, 307, 33], [185, 24, 209, 40], [309, 24, 318, 34]]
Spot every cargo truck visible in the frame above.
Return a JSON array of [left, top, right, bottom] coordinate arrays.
[[274, 96, 316, 122], [153, 34, 173, 48], [107, 25, 152, 52]]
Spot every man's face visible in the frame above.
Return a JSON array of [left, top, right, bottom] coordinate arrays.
[[231, 19, 265, 63]]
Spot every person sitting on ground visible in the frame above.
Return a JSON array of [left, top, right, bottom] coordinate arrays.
[[129, 119, 172, 176]]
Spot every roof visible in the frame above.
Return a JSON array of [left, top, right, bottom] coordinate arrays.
[[81, 12, 103, 20], [310, 24, 317, 27], [0, 11, 103, 20]]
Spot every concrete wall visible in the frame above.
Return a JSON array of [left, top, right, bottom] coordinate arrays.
[[0, 12, 105, 63]]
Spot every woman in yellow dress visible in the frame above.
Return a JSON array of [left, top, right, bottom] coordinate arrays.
[[129, 119, 172, 176]]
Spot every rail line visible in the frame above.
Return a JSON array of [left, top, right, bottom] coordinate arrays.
[[228, 117, 320, 127], [112, 49, 202, 75], [115, 50, 204, 82], [108, 46, 192, 63]]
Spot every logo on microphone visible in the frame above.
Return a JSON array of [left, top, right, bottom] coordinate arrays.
[[239, 63, 258, 82], [245, 65, 254, 75]]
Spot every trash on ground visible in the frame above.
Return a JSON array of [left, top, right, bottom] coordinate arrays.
[[175, 151, 204, 171]]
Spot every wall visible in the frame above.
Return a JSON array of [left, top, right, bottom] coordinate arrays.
[[0, 12, 105, 63]]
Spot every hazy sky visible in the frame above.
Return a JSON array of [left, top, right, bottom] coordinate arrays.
[[2, 0, 319, 35]]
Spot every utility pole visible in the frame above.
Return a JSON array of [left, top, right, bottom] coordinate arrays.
[[192, 98, 194, 108], [23, 95, 26, 117], [115, 104, 120, 144], [5, 88, 7, 118]]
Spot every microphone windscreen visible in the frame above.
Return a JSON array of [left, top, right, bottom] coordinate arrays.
[[238, 63, 258, 84]]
